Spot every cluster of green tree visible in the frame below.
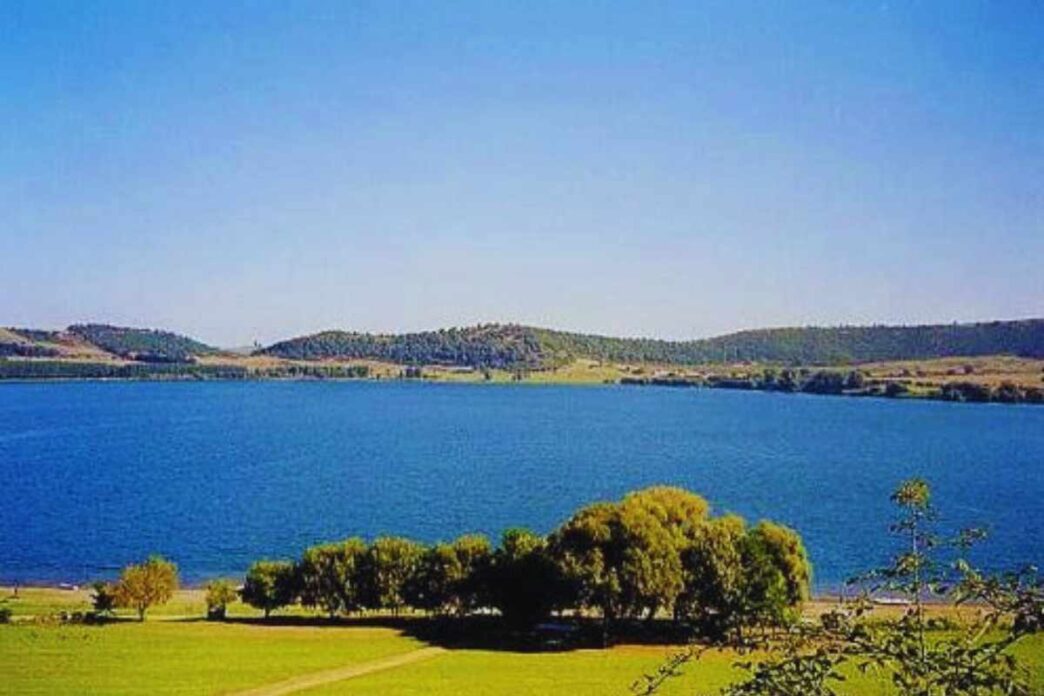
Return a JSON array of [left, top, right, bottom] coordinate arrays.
[[0, 360, 249, 380], [235, 487, 810, 640], [629, 368, 1044, 405], [259, 319, 1044, 369], [67, 324, 218, 362], [627, 368, 898, 396]]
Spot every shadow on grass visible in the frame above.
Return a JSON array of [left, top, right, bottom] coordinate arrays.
[[204, 613, 697, 653]]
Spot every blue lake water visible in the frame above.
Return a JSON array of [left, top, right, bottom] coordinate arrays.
[[0, 381, 1041, 589]]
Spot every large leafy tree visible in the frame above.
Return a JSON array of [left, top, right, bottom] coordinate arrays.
[[488, 528, 560, 628], [242, 560, 297, 619], [735, 521, 811, 630], [297, 538, 367, 617], [675, 514, 747, 636], [622, 486, 709, 544], [113, 556, 179, 621], [406, 543, 464, 615], [550, 492, 686, 637], [363, 536, 424, 614]]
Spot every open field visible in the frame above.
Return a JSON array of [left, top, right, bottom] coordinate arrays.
[[2, 618, 1040, 695], [3, 587, 1042, 695], [0, 620, 423, 695]]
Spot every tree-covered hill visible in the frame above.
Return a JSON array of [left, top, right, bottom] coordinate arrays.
[[259, 319, 1044, 368], [259, 325, 546, 368], [65, 324, 219, 362]]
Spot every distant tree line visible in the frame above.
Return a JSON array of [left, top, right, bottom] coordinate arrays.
[[0, 360, 250, 380], [0, 361, 372, 381], [234, 486, 810, 640], [254, 364, 370, 379], [937, 381, 1044, 404], [623, 368, 1044, 405], [258, 320, 1044, 369]]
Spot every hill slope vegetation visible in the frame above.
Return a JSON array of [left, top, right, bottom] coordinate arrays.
[[259, 319, 1044, 368]]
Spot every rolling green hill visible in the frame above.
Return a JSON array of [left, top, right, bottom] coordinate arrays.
[[4, 319, 1043, 373], [64, 324, 219, 362], [259, 319, 1044, 368]]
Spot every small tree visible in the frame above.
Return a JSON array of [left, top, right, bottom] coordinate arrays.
[[204, 579, 238, 620], [113, 556, 179, 621], [90, 580, 118, 617], [242, 560, 296, 619]]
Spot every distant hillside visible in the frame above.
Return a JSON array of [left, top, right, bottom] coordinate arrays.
[[66, 324, 218, 362], [5, 319, 1043, 371], [259, 319, 1044, 368], [259, 325, 546, 368], [0, 324, 218, 364]]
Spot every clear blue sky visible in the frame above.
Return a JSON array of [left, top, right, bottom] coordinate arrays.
[[2, 1, 1041, 346]]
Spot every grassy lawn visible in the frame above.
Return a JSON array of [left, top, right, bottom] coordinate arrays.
[[1, 620, 1040, 695], [4, 588, 1041, 695], [0, 620, 423, 695], [303, 645, 740, 695], [304, 634, 1044, 695]]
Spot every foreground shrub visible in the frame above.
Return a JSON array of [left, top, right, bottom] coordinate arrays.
[[204, 579, 238, 620], [637, 479, 1043, 696]]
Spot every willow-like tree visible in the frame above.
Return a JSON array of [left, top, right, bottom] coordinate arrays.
[[364, 537, 424, 614], [297, 539, 367, 617]]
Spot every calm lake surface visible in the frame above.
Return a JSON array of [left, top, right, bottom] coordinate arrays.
[[1, 381, 1041, 589]]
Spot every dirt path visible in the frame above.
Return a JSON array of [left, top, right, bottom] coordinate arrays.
[[227, 647, 447, 696]]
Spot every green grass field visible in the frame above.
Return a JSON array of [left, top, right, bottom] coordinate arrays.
[[0, 621, 422, 695], [2, 620, 1041, 695], [3, 588, 1042, 694]]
